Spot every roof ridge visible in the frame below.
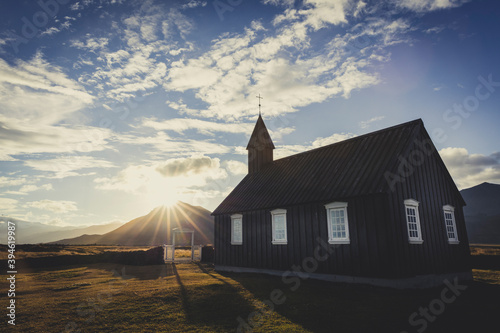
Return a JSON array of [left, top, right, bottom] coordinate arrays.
[[273, 118, 423, 163]]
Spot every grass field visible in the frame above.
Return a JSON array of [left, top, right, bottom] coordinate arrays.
[[1, 245, 499, 332], [0, 245, 155, 260]]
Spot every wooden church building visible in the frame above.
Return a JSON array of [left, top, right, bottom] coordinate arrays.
[[212, 116, 472, 288]]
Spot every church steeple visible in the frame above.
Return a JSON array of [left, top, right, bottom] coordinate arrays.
[[246, 114, 275, 174]]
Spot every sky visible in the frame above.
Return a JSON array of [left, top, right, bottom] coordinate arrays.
[[0, 0, 499, 228]]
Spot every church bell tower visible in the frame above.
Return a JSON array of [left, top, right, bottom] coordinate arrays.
[[246, 113, 275, 174]]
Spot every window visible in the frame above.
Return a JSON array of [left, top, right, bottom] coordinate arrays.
[[231, 214, 243, 245], [404, 199, 423, 244], [324, 202, 350, 244], [271, 209, 287, 244], [443, 205, 459, 244]]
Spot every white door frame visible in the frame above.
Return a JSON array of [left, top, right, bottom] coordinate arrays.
[[171, 228, 195, 261]]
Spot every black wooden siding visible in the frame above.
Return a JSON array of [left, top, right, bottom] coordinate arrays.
[[215, 194, 399, 278], [387, 130, 470, 277], [248, 148, 273, 175]]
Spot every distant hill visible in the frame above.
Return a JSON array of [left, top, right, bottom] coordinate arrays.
[[52, 202, 214, 246], [461, 182, 500, 245], [0, 216, 123, 244]]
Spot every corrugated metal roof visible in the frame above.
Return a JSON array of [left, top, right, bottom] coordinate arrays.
[[212, 119, 451, 215]]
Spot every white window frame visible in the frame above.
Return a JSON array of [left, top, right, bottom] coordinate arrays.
[[231, 214, 243, 245], [324, 202, 350, 244], [443, 205, 459, 244], [271, 209, 287, 245], [404, 199, 424, 244]]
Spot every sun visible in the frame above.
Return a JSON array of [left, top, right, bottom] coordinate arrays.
[[145, 175, 180, 209]]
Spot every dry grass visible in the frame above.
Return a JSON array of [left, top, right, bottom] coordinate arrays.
[[0, 245, 155, 260], [470, 244, 500, 256], [1, 245, 498, 332]]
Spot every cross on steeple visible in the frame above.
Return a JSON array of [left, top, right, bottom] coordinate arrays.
[[256, 94, 263, 116]]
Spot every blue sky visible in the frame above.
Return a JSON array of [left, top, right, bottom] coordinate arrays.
[[0, 0, 499, 227]]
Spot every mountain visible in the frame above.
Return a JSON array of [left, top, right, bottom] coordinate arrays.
[[36, 222, 123, 243], [52, 201, 214, 246], [0, 216, 123, 244], [461, 182, 500, 244]]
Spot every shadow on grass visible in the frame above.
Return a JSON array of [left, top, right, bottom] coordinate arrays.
[[172, 263, 257, 331], [223, 271, 500, 333], [471, 255, 500, 270], [99, 262, 174, 280]]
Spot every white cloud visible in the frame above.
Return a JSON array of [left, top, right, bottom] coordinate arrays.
[[41, 27, 60, 36], [224, 160, 247, 175], [155, 155, 222, 177], [163, 1, 413, 120], [0, 53, 93, 122], [396, 0, 469, 12], [19, 184, 53, 193], [0, 123, 113, 161], [359, 116, 385, 129], [27, 200, 78, 213], [23, 156, 116, 178], [70, 35, 109, 53], [139, 117, 254, 136], [164, 8, 194, 39], [0, 177, 27, 188], [70, 2, 81, 11], [0, 53, 105, 161], [311, 132, 357, 148], [0, 198, 18, 212], [181, 0, 207, 9], [263, 0, 295, 6], [116, 131, 231, 157], [272, 132, 357, 159], [424, 26, 445, 34], [439, 147, 500, 189], [75, 2, 196, 102]]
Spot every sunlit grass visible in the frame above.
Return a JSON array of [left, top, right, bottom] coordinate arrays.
[[0, 244, 498, 332], [0, 245, 155, 260], [470, 244, 500, 256], [0, 263, 311, 332]]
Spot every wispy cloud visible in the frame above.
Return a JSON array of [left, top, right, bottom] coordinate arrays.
[[138, 117, 254, 135], [70, 35, 109, 53], [181, 0, 207, 9], [27, 200, 78, 213], [0, 177, 27, 188], [359, 116, 385, 129], [396, 0, 470, 12], [311, 132, 357, 147], [19, 184, 54, 193], [0, 198, 19, 213], [273, 132, 357, 159], [41, 27, 61, 36], [155, 155, 221, 177], [74, 1, 195, 102], [116, 131, 232, 157], [223, 160, 247, 175], [23, 156, 116, 178], [0, 53, 104, 161], [163, 1, 413, 120]]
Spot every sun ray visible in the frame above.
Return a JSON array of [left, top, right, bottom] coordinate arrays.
[[175, 202, 207, 243], [150, 205, 166, 245]]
